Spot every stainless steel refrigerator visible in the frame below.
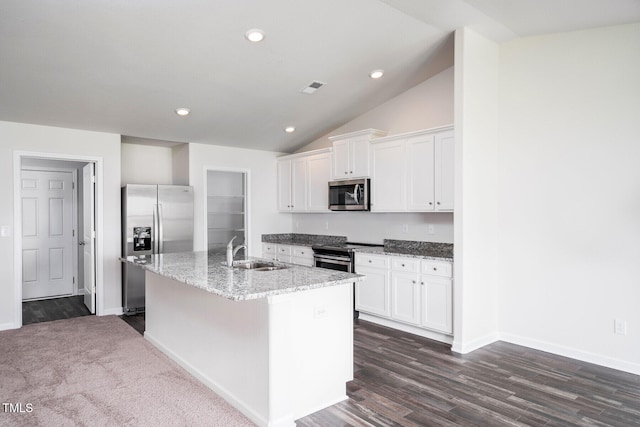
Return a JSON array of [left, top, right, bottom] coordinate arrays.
[[121, 184, 194, 315]]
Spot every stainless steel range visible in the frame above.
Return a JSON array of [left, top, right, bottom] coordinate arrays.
[[312, 242, 382, 318]]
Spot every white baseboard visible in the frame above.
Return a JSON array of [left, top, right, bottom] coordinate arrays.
[[452, 332, 500, 354], [0, 322, 19, 332], [99, 306, 124, 316], [144, 332, 282, 427], [358, 313, 453, 345], [499, 332, 640, 376]]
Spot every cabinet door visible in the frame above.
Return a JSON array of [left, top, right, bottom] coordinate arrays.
[[332, 139, 350, 179], [350, 137, 370, 178], [277, 160, 292, 211], [262, 243, 277, 260], [370, 139, 406, 212], [421, 275, 452, 334], [306, 152, 331, 212], [355, 266, 390, 317], [407, 134, 435, 211], [276, 244, 292, 263], [290, 157, 307, 212], [391, 271, 421, 325], [435, 130, 454, 211]]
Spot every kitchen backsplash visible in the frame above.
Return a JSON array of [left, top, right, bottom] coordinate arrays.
[[384, 239, 453, 258], [291, 212, 454, 245], [262, 233, 347, 246]]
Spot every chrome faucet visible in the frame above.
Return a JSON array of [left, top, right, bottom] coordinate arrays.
[[226, 236, 247, 267]]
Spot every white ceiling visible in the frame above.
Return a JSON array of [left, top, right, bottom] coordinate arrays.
[[1, 1, 639, 153]]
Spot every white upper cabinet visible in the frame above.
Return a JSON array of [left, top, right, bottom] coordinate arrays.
[[370, 126, 454, 212], [370, 138, 406, 212], [329, 129, 386, 180], [434, 130, 454, 211], [407, 134, 436, 211], [306, 151, 332, 212], [277, 148, 331, 213]]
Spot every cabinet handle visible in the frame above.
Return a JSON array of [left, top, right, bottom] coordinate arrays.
[[429, 202, 433, 205], [412, 280, 416, 284], [401, 263, 405, 267], [344, 171, 348, 175], [437, 202, 441, 205], [421, 281, 424, 285], [368, 260, 372, 263], [433, 267, 437, 271], [350, 171, 353, 174]]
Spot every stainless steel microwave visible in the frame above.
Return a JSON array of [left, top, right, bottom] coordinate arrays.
[[328, 178, 370, 211]]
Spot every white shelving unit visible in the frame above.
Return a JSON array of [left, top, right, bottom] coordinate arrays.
[[207, 171, 247, 254]]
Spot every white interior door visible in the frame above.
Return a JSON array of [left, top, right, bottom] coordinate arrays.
[[21, 170, 74, 300], [82, 163, 96, 314]]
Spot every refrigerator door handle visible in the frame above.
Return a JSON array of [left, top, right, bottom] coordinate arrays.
[[158, 203, 164, 253], [153, 204, 160, 254]]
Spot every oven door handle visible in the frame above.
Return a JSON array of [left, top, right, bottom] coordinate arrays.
[[313, 254, 352, 265]]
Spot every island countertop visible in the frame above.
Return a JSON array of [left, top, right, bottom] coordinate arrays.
[[122, 251, 364, 301]]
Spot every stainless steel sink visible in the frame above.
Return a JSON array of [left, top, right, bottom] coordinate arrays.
[[232, 261, 288, 271]]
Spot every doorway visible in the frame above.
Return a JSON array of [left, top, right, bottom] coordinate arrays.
[[14, 152, 102, 328], [206, 169, 249, 254]]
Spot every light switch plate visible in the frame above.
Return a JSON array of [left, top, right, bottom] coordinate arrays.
[[0, 226, 11, 237]]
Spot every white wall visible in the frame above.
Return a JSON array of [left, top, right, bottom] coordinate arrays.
[[121, 143, 173, 185], [452, 28, 501, 353], [293, 66, 455, 243], [0, 121, 122, 329], [496, 23, 640, 373], [293, 212, 453, 244], [187, 144, 291, 255], [298, 66, 455, 152]]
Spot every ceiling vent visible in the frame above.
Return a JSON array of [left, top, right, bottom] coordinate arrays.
[[300, 80, 326, 94]]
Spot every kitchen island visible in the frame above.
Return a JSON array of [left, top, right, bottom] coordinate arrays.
[[122, 251, 363, 427]]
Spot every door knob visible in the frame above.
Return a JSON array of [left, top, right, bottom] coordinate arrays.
[[79, 241, 86, 246]]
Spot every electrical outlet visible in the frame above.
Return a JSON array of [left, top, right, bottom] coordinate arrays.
[[614, 319, 627, 335], [401, 224, 409, 233], [295, 221, 299, 229], [314, 306, 329, 319], [325, 221, 329, 230], [428, 224, 435, 234]]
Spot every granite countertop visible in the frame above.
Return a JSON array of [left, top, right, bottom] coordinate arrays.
[[122, 251, 363, 301], [351, 246, 453, 262], [262, 234, 454, 262], [262, 233, 347, 247], [355, 239, 454, 261]]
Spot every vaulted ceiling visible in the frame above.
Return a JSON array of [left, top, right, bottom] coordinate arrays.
[[1, 0, 639, 152]]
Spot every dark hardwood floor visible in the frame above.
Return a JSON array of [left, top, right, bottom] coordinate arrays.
[[297, 320, 640, 427], [22, 295, 91, 325], [120, 312, 145, 335]]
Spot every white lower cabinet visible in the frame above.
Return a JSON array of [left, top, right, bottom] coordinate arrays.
[[421, 275, 453, 334], [391, 271, 421, 325], [355, 252, 453, 337], [262, 243, 313, 267], [291, 245, 314, 267], [354, 253, 390, 317]]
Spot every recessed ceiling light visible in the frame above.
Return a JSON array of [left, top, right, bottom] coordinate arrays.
[[245, 29, 265, 42], [175, 108, 190, 116], [369, 69, 384, 79], [285, 126, 296, 133]]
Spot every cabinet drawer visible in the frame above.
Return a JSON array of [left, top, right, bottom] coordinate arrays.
[[355, 253, 389, 269], [292, 246, 312, 259], [277, 245, 292, 255], [391, 257, 419, 273], [262, 243, 276, 255], [421, 261, 452, 278]]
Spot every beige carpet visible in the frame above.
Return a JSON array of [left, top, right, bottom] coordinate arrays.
[[0, 315, 255, 426]]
